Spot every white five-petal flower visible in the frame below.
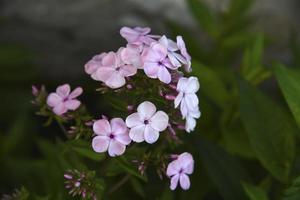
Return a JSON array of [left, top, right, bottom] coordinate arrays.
[[126, 101, 169, 144]]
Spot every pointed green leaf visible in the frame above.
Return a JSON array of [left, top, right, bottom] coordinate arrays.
[[239, 80, 296, 182], [274, 64, 300, 130]]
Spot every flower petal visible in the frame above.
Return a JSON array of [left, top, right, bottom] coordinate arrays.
[[129, 125, 145, 143], [174, 92, 183, 108], [157, 67, 171, 84], [64, 100, 81, 110], [184, 93, 199, 111], [179, 174, 191, 190], [185, 77, 200, 93], [119, 64, 137, 77], [180, 101, 188, 118], [93, 119, 111, 136], [101, 52, 117, 68], [137, 101, 156, 120], [105, 72, 126, 89], [177, 77, 188, 92], [53, 103, 67, 115], [185, 116, 196, 133], [144, 125, 159, 144], [120, 27, 140, 43], [95, 67, 115, 82], [150, 111, 169, 131], [69, 87, 83, 99], [56, 84, 70, 98], [170, 174, 179, 190], [92, 135, 109, 153], [143, 62, 159, 78], [178, 153, 194, 174], [108, 140, 126, 157], [126, 113, 143, 128], [47, 93, 62, 107], [115, 133, 131, 145], [110, 118, 127, 135], [167, 160, 181, 177]]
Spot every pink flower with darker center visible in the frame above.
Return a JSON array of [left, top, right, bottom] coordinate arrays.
[[92, 118, 131, 157], [47, 84, 82, 115], [126, 101, 169, 144], [94, 47, 137, 89], [120, 26, 156, 46], [142, 42, 175, 84], [166, 152, 194, 190], [176, 36, 191, 72]]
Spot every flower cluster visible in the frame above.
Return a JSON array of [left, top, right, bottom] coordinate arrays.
[[41, 27, 200, 192]]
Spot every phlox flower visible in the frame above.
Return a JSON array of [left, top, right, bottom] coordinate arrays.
[[47, 84, 82, 115], [176, 36, 191, 72], [120, 26, 156, 46], [142, 42, 175, 84], [93, 47, 137, 89], [126, 101, 169, 144], [166, 152, 194, 190], [84, 53, 107, 80], [92, 118, 131, 157], [174, 76, 200, 118]]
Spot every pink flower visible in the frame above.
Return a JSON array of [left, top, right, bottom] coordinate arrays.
[[166, 152, 194, 190], [120, 27, 156, 46], [92, 118, 131, 157], [94, 48, 137, 89], [142, 42, 175, 84], [174, 77, 199, 118], [176, 36, 191, 72], [84, 53, 107, 80], [126, 101, 169, 144], [47, 84, 82, 115]]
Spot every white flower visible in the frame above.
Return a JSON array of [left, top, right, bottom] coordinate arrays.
[[126, 101, 169, 144]]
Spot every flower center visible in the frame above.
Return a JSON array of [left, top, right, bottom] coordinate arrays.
[[179, 168, 183, 174], [116, 67, 121, 71], [144, 119, 149, 124], [109, 133, 115, 139], [158, 61, 164, 66]]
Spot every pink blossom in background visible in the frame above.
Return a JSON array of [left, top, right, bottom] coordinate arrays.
[[142, 42, 175, 84], [84, 53, 107, 80], [166, 152, 194, 190], [92, 118, 131, 157], [120, 26, 156, 46], [126, 101, 169, 144], [93, 48, 137, 89], [47, 84, 82, 115], [176, 36, 192, 72]]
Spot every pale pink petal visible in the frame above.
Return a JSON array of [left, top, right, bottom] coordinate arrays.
[[158, 35, 168, 48], [56, 84, 70, 98], [167, 160, 181, 177], [115, 133, 131, 145], [167, 39, 179, 52], [177, 36, 191, 61], [119, 64, 137, 77], [53, 103, 67, 115], [168, 53, 181, 67], [185, 93, 199, 111], [92, 135, 109, 153], [170, 174, 179, 190], [110, 118, 127, 135], [137, 101, 156, 120], [120, 27, 140, 43], [150, 111, 169, 131], [185, 77, 200, 93], [64, 100, 81, 110], [102, 52, 117, 68], [95, 67, 115, 82], [134, 27, 151, 35], [108, 140, 126, 157], [47, 93, 62, 107], [69, 87, 83, 99], [180, 101, 188, 118], [177, 77, 189, 92], [120, 47, 142, 68], [151, 43, 167, 59], [129, 125, 145, 142], [84, 60, 100, 75], [126, 113, 143, 128], [174, 92, 183, 108], [143, 62, 159, 78], [105, 72, 126, 89], [144, 125, 159, 144], [179, 174, 191, 190], [189, 108, 201, 119], [157, 67, 171, 84], [93, 119, 111, 136], [173, 52, 187, 64], [178, 153, 194, 173], [185, 116, 196, 132]]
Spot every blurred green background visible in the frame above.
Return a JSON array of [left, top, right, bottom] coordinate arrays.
[[1, 0, 300, 199]]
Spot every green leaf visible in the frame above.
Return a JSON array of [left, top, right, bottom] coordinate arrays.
[[242, 182, 269, 200], [239, 80, 296, 182], [192, 60, 229, 109], [187, 0, 219, 38], [67, 139, 105, 162], [274, 64, 300, 130], [196, 136, 248, 200], [283, 175, 300, 200]]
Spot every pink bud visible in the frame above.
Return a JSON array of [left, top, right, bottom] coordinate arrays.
[[64, 174, 73, 179], [126, 84, 133, 90], [165, 94, 176, 101], [127, 105, 134, 111], [177, 124, 185, 130], [168, 84, 177, 90], [32, 85, 39, 96], [170, 154, 179, 160], [74, 182, 81, 187]]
